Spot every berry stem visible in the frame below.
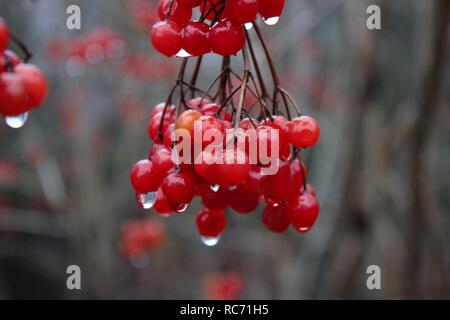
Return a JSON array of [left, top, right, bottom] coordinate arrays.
[[234, 46, 250, 134], [165, 0, 176, 20], [189, 56, 203, 98], [10, 33, 32, 62]]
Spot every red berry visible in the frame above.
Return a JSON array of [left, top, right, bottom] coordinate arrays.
[[200, 185, 229, 210], [162, 171, 195, 205], [289, 115, 320, 148], [0, 17, 9, 52], [178, 0, 202, 7], [152, 145, 176, 182], [257, 0, 285, 19], [0, 72, 29, 116], [182, 21, 211, 56], [151, 21, 182, 57], [163, 123, 176, 147], [175, 109, 201, 135], [187, 97, 210, 110], [130, 159, 160, 193], [194, 151, 220, 184], [150, 102, 175, 118], [262, 203, 290, 233], [148, 111, 173, 143], [264, 158, 305, 202], [216, 149, 251, 186], [158, 0, 192, 24], [225, 0, 259, 24], [154, 187, 173, 215], [284, 192, 319, 233], [14, 63, 47, 108], [196, 208, 227, 237], [237, 166, 269, 194], [210, 20, 245, 56], [229, 188, 259, 214]]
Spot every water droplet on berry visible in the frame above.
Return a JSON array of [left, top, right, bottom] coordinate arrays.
[[263, 16, 280, 26], [176, 49, 192, 58], [201, 235, 221, 247], [172, 203, 190, 213], [4, 112, 29, 129], [210, 184, 220, 192], [138, 191, 156, 209], [265, 197, 281, 208], [298, 226, 310, 233], [245, 23, 254, 30]]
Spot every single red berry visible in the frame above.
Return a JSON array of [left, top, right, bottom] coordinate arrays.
[[162, 171, 195, 205], [210, 20, 245, 56], [216, 149, 251, 186], [284, 192, 320, 233], [148, 111, 173, 143], [182, 21, 211, 56], [175, 109, 202, 135], [229, 188, 259, 214], [264, 158, 305, 202], [152, 145, 176, 182], [262, 203, 290, 233], [154, 187, 174, 215], [163, 123, 176, 147], [151, 20, 182, 57], [130, 159, 160, 193], [196, 208, 227, 237], [158, 0, 192, 24], [0, 72, 29, 116], [0, 17, 9, 52], [14, 63, 47, 108], [257, 0, 285, 19], [225, 0, 259, 24], [200, 185, 229, 210], [237, 166, 269, 194], [289, 115, 320, 148]]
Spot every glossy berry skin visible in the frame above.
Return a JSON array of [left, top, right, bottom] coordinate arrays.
[[216, 149, 251, 186], [210, 20, 245, 56], [262, 203, 290, 233], [0, 17, 9, 52], [225, 0, 259, 24], [162, 171, 195, 205], [257, 0, 285, 19], [196, 208, 227, 237], [152, 145, 176, 183], [151, 21, 182, 57], [264, 159, 305, 202], [175, 109, 201, 135], [289, 115, 320, 148], [229, 189, 259, 214], [200, 185, 229, 210], [194, 115, 225, 149], [182, 21, 211, 56], [237, 166, 269, 194], [0, 72, 29, 116], [14, 63, 47, 108], [154, 187, 173, 215], [178, 0, 202, 7], [158, 0, 192, 24], [130, 160, 160, 193], [148, 111, 173, 143], [285, 192, 319, 233]]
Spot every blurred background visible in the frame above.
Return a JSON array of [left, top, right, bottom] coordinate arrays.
[[0, 0, 449, 299]]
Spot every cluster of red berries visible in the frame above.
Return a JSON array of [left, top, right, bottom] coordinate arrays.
[[131, 95, 320, 245], [0, 17, 47, 127], [119, 218, 165, 259], [151, 0, 286, 57]]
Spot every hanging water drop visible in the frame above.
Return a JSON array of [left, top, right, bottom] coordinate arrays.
[[245, 23, 254, 30], [210, 184, 220, 192], [263, 16, 280, 26], [4, 112, 29, 129], [298, 226, 310, 233], [176, 49, 192, 58], [138, 191, 156, 209], [171, 203, 190, 213], [201, 235, 221, 247]]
